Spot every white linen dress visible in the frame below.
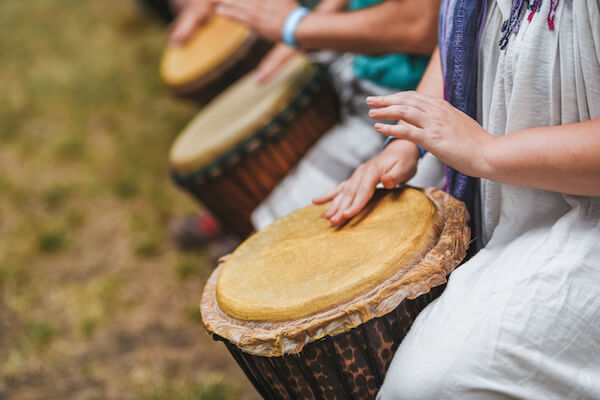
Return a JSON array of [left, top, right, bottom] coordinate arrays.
[[379, 0, 600, 398]]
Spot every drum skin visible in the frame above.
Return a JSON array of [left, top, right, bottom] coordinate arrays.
[[172, 66, 339, 237], [167, 39, 271, 104], [216, 286, 444, 399], [160, 16, 271, 104]]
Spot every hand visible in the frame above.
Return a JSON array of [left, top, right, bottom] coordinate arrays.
[[212, 0, 299, 42], [313, 139, 420, 226], [254, 43, 298, 84], [368, 91, 494, 177], [170, 0, 212, 45]]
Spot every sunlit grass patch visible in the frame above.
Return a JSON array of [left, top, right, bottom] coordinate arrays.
[[80, 315, 102, 338], [134, 234, 163, 258], [114, 177, 140, 199], [174, 257, 203, 280], [183, 306, 203, 325], [24, 321, 56, 348], [37, 228, 67, 254], [64, 207, 85, 229], [0, 0, 242, 397], [129, 213, 165, 258], [52, 135, 88, 162], [0, 258, 28, 289], [143, 375, 239, 400], [43, 184, 74, 210]]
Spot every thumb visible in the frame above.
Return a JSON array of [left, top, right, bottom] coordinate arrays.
[[255, 47, 295, 84], [254, 58, 278, 84], [381, 161, 411, 189], [170, 11, 201, 45]]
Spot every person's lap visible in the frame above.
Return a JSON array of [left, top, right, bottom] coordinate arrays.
[[378, 206, 600, 399]]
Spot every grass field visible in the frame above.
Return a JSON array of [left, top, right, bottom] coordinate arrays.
[[0, 1, 255, 398]]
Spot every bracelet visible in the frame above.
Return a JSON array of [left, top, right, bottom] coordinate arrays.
[[383, 136, 427, 158], [281, 7, 310, 48]]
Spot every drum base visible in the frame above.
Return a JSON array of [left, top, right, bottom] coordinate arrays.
[[215, 285, 444, 400]]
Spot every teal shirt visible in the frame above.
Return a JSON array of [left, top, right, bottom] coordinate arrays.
[[349, 0, 429, 90]]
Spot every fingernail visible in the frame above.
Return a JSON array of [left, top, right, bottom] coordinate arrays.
[[374, 123, 383, 130], [368, 110, 375, 116]]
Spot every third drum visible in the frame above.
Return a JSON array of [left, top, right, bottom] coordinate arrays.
[[160, 15, 271, 103], [200, 187, 470, 399], [169, 54, 339, 236]]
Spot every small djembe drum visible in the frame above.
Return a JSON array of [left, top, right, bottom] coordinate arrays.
[[169, 55, 339, 237], [160, 15, 271, 103], [201, 187, 470, 399]]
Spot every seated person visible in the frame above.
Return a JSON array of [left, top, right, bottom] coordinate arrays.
[[170, 0, 440, 237], [315, 0, 600, 397]]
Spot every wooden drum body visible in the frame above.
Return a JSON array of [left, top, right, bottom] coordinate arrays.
[[201, 188, 471, 398], [160, 16, 271, 103], [214, 286, 443, 399], [169, 55, 339, 236]]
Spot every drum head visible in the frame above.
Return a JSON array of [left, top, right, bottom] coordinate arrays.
[[160, 16, 252, 87], [217, 188, 441, 321], [169, 55, 316, 174], [201, 187, 471, 356]]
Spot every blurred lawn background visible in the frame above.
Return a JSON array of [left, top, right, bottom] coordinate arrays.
[[0, 0, 255, 398]]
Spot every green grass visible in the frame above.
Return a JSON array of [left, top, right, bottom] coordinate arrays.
[[0, 1, 251, 398], [184, 306, 204, 325], [37, 229, 68, 253], [143, 376, 239, 400], [24, 322, 57, 348]]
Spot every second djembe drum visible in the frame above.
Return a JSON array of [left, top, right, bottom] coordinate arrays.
[[169, 54, 338, 237], [201, 187, 470, 399], [160, 15, 270, 103]]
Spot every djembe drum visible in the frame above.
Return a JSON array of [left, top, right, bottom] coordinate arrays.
[[201, 187, 470, 399], [160, 15, 270, 102], [169, 55, 339, 237]]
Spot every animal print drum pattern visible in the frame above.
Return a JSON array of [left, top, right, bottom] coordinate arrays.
[[215, 285, 444, 399]]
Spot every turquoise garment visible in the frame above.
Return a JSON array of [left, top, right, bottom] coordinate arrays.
[[349, 0, 429, 90]]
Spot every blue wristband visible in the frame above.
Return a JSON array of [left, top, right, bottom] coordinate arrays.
[[384, 136, 426, 157], [282, 7, 310, 48]]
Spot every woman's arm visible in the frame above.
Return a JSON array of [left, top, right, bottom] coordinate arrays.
[[213, 0, 440, 55], [296, 0, 439, 54], [481, 120, 600, 196], [312, 0, 349, 13], [369, 93, 600, 197], [414, 47, 443, 98]]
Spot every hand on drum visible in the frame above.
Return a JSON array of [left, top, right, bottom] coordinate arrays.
[[313, 139, 420, 226], [367, 91, 493, 178], [170, 0, 213, 45], [212, 0, 299, 43], [254, 43, 299, 84]]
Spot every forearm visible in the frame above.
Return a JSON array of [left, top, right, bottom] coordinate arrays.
[[415, 47, 443, 98], [296, 0, 439, 54], [481, 118, 600, 196], [313, 0, 348, 13]]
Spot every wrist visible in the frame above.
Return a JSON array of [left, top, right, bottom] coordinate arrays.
[[385, 139, 420, 162], [282, 7, 310, 48], [476, 134, 499, 180]]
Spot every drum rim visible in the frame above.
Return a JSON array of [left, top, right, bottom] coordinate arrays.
[[170, 63, 330, 185], [200, 187, 470, 357], [160, 16, 255, 88], [162, 33, 259, 93]]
